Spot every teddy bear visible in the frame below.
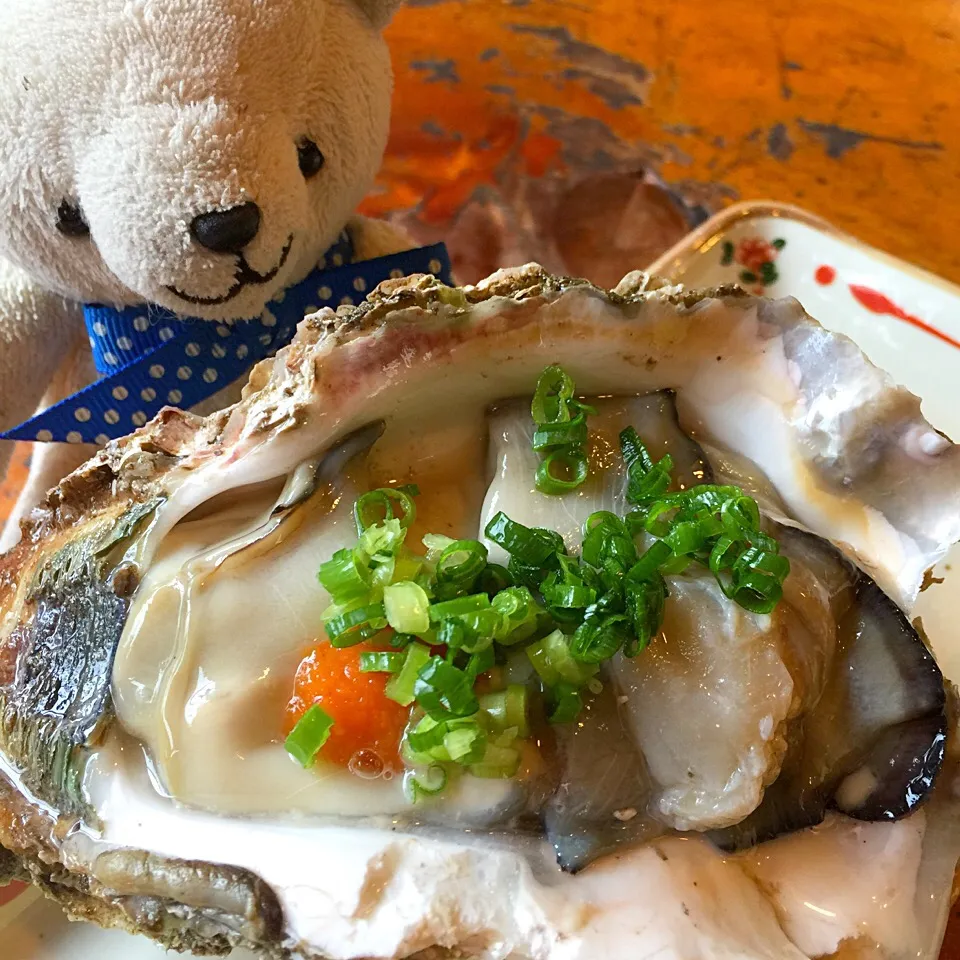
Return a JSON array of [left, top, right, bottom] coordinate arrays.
[[0, 0, 451, 549]]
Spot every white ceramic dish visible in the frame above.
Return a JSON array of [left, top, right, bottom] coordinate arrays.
[[4, 199, 960, 959]]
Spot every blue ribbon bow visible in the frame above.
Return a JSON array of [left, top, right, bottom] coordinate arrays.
[[1, 233, 452, 444]]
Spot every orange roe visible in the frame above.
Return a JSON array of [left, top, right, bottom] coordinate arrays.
[[284, 640, 410, 774]]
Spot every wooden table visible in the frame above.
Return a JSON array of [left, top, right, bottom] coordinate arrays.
[[371, 0, 960, 289]]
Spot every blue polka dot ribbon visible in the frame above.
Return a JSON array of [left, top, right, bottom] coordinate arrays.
[[1, 233, 453, 445]]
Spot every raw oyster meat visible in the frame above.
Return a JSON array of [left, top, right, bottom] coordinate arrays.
[[0, 265, 959, 960]]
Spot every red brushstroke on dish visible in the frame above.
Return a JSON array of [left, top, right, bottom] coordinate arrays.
[[815, 265, 836, 285], [0, 880, 27, 907], [849, 284, 960, 351]]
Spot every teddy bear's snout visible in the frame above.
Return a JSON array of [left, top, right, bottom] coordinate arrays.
[[190, 201, 262, 255]]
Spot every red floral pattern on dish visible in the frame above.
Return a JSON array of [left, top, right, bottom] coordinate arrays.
[[720, 235, 786, 292]]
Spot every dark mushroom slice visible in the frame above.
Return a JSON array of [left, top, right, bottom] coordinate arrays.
[[541, 668, 664, 873], [711, 575, 947, 851]]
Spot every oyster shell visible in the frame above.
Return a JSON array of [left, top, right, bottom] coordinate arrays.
[[0, 264, 958, 960]]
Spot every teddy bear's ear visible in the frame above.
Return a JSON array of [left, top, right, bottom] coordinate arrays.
[[353, 0, 403, 30]]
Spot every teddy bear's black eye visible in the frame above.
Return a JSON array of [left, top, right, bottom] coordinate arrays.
[[297, 139, 325, 179], [56, 199, 90, 238]]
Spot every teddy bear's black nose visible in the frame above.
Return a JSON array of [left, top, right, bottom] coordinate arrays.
[[190, 202, 261, 254]]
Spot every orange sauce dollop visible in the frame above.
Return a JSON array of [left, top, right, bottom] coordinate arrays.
[[285, 639, 411, 777]]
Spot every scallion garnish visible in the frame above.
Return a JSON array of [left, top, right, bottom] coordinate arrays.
[[443, 724, 487, 764], [619, 429, 790, 615], [383, 581, 431, 635], [413, 656, 480, 719], [434, 539, 488, 597], [480, 684, 530, 737], [317, 547, 371, 603], [354, 486, 418, 533], [324, 601, 387, 647], [406, 714, 450, 754], [465, 645, 496, 679], [535, 448, 590, 495], [548, 683, 583, 724], [359, 651, 405, 673], [285, 704, 335, 767], [526, 629, 599, 689], [530, 364, 593, 495], [301, 370, 791, 802], [403, 764, 447, 802], [484, 512, 560, 566], [477, 562, 513, 597], [385, 641, 432, 706], [429, 593, 491, 620], [469, 742, 521, 779]]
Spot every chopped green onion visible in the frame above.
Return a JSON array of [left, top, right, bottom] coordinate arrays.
[[531, 364, 576, 424], [548, 683, 583, 724], [627, 539, 673, 582], [392, 552, 424, 584], [532, 411, 589, 451], [492, 727, 520, 748], [434, 617, 494, 655], [725, 547, 790, 614], [354, 487, 417, 533], [456, 609, 501, 643], [535, 448, 590, 495], [359, 651, 405, 673], [435, 617, 471, 650], [480, 684, 530, 737], [469, 743, 521, 779], [357, 517, 406, 563], [383, 581, 431, 635], [317, 547, 370, 603], [541, 556, 598, 621], [620, 427, 674, 503], [721, 495, 762, 536], [385, 642, 432, 705], [414, 656, 480, 718], [492, 586, 544, 645], [406, 714, 448, 753], [284, 705, 335, 767], [465, 645, 496, 679], [477, 562, 513, 597], [484, 512, 563, 566], [422, 533, 456, 561], [581, 512, 636, 574], [663, 519, 707, 557], [623, 575, 667, 656], [444, 724, 487, 764], [569, 613, 630, 663], [403, 764, 447, 802], [531, 366, 592, 495], [526, 629, 599, 687], [324, 602, 387, 647], [435, 540, 488, 593], [429, 593, 491, 620]]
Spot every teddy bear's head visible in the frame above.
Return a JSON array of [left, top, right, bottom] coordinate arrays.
[[0, 0, 401, 321]]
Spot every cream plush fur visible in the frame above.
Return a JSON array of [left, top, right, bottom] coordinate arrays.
[[0, 0, 412, 548]]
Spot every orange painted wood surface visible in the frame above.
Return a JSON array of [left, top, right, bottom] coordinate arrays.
[[372, 0, 960, 286]]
